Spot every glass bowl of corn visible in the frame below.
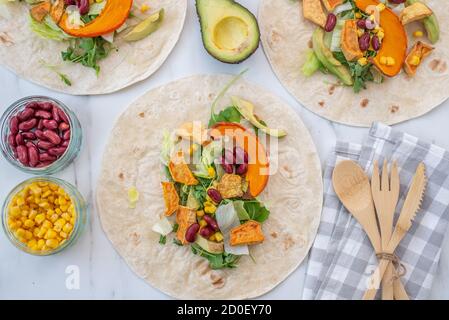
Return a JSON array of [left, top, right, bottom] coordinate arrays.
[[1, 176, 88, 256]]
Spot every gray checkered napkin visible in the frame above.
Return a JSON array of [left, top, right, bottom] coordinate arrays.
[[303, 122, 449, 300]]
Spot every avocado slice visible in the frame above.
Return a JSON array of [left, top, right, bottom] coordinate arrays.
[[196, 0, 260, 64], [312, 28, 353, 86], [195, 235, 224, 254], [406, 0, 439, 44], [124, 9, 164, 42], [231, 96, 287, 138]]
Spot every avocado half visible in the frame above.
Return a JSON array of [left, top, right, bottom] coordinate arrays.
[[196, 0, 260, 64]]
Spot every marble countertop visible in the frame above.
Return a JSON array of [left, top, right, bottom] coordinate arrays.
[[1, 1, 448, 300]]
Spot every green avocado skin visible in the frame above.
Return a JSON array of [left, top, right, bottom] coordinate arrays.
[[312, 28, 353, 86], [195, 0, 260, 64]]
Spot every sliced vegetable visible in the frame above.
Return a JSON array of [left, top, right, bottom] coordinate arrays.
[[195, 235, 224, 254], [124, 8, 164, 42], [400, 2, 432, 25], [30, 15, 69, 41], [59, 0, 132, 38], [404, 41, 434, 76], [186, 187, 200, 210], [231, 96, 287, 138], [161, 182, 179, 216], [322, 0, 344, 12], [230, 220, 264, 246], [341, 20, 363, 61], [355, 0, 408, 77], [302, 49, 323, 77], [49, 0, 64, 23], [215, 202, 249, 256], [210, 122, 269, 197], [152, 216, 173, 236]]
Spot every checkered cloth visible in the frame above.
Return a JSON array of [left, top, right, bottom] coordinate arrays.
[[303, 122, 449, 300]]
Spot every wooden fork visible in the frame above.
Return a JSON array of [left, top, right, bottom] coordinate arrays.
[[371, 160, 408, 300]]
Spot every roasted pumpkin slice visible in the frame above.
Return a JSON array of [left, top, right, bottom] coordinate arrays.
[[230, 220, 264, 246], [176, 206, 197, 245], [303, 0, 327, 28], [161, 182, 179, 216], [404, 41, 434, 76], [210, 122, 269, 197], [168, 151, 199, 186], [30, 1, 51, 22], [322, 0, 344, 12], [59, 0, 132, 38], [341, 20, 364, 61], [355, 0, 408, 77]]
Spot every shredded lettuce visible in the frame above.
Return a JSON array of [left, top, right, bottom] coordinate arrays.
[[160, 130, 177, 165], [193, 140, 222, 178], [29, 16, 70, 41], [152, 217, 173, 236]]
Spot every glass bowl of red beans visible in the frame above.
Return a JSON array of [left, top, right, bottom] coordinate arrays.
[[0, 96, 82, 174]]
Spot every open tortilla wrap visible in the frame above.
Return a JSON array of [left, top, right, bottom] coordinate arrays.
[[96, 74, 323, 299], [0, 0, 186, 95], [258, 0, 449, 127]]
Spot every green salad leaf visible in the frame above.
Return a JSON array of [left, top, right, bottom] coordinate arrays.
[[333, 51, 374, 93], [233, 200, 270, 223], [29, 16, 70, 41], [159, 235, 166, 245], [208, 106, 241, 127], [191, 243, 240, 269]]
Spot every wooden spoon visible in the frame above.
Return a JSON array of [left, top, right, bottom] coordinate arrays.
[[332, 160, 382, 253]]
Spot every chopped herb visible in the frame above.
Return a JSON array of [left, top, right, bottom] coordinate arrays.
[[191, 244, 240, 269], [173, 238, 183, 246], [61, 37, 110, 75], [333, 51, 375, 93], [159, 235, 166, 245], [39, 60, 72, 87], [172, 223, 179, 232], [58, 73, 72, 86]]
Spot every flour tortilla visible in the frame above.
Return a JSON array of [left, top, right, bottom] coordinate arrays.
[[96, 74, 323, 299], [0, 0, 186, 95], [259, 0, 449, 127]]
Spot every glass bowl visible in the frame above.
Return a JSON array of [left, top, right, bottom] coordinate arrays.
[[1, 177, 88, 256], [0, 96, 82, 175]]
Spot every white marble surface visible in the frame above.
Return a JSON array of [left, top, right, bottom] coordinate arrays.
[[1, 1, 449, 300]]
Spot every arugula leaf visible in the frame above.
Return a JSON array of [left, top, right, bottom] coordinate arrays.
[[333, 51, 375, 93], [159, 235, 166, 245], [58, 73, 72, 86], [172, 223, 179, 233], [191, 244, 240, 269], [61, 37, 110, 75], [173, 238, 183, 246], [208, 106, 241, 127]]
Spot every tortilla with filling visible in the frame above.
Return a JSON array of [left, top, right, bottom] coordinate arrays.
[[96, 74, 323, 299]]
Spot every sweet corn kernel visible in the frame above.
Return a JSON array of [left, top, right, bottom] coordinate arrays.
[[410, 55, 421, 66], [37, 239, 45, 250], [16, 228, 26, 238], [196, 210, 205, 217], [37, 227, 48, 238], [27, 239, 37, 249], [60, 231, 68, 239], [61, 213, 71, 221], [355, 12, 362, 19], [357, 29, 364, 37], [209, 234, 216, 241], [24, 230, 33, 240], [140, 4, 150, 13], [358, 57, 368, 66], [376, 3, 386, 11], [35, 213, 45, 224], [189, 143, 199, 155], [55, 208, 62, 215], [24, 219, 35, 228], [46, 239, 59, 249], [42, 220, 53, 229], [199, 219, 208, 228], [204, 203, 217, 214], [413, 30, 424, 38], [377, 31, 385, 40], [45, 229, 57, 240], [214, 232, 224, 242], [207, 166, 216, 178]]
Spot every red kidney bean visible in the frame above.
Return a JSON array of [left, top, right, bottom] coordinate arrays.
[[65, 0, 76, 5], [37, 140, 54, 150], [372, 35, 381, 51], [34, 129, 46, 140], [48, 147, 67, 157], [223, 149, 235, 165], [38, 101, 53, 111], [236, 163, 248, 175], [17, 108, 34, 121], [21, 132, 36, 140], [27, 142, 39, 167], [8, 133, 16, 148], [52, 106, 61, 122], [57, 108, 69, 124], [35, 110, 52, 119], [199, 226, 215, 238], [43, 129, 61, 145], [37, 119, 44, 130], [26, 101, 40, 109], [18, 118, 37, 131], [39, 153, 57, 162], [185, 223, 200, 243], [325, 13, 337, 32], [16, 145, 28, 165], [359, 33, 371, 51], [389, 0, 405, 4], [36, 161, 53, 168], [9, 116, 19, 135], [203, 215, 219, 231], [59, 122, 70, 131], [61, 140, 70, 148], [15, 133, 25, 146], [42, 119, 58, 130], [221, 161, 234, 174], [357, 19, 367, 29], [207, 188, 222, 203], [63, 130, 71, 141], [234, 146, 248, 165]]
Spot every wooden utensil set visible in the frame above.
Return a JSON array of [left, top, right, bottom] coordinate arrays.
[[332, 160, 427, 300]]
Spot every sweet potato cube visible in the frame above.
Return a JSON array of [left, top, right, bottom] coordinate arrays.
[[168, 151, 198, 186], [161, 182, 179, 216], [217, 174, 244, 199], [303, 0, 327, 28], [404, 41, 434, 76], [341, 20, 364, 61], [50, 0, 65, 24], [30, 1, 51, 22], [176, 206, 197, 245], [230, 220, 265, 246]]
